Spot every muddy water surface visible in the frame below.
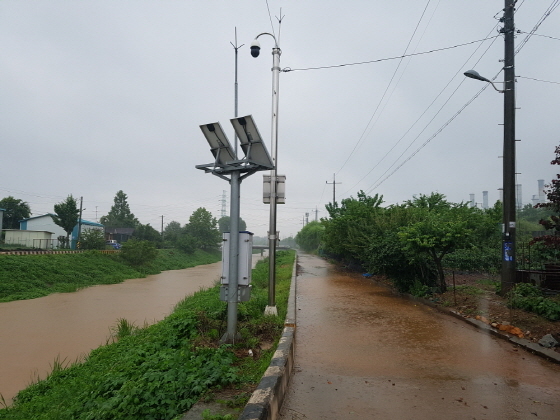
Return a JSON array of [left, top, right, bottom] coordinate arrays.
[[0, 261, 224, 403], [280, 254, 560, 420]]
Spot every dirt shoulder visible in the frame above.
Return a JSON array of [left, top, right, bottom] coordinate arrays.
[[372, 271, 560, 355]]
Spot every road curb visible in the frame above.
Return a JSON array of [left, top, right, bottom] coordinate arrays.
[[238, 253, 298, 420], [405, 293, 560, 364]]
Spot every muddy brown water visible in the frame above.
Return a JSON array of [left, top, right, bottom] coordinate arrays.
[[280, 254, 560, 420], [0, 261, 228, 403]]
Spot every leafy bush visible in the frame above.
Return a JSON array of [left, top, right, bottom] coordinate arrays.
[[78, 229, 106, 250], [119, 239, 158, 267], [508, 283, 560, 321], [176, 234, 197, 254], [443, 247, 500, 273], [295, 221, 324, 253]]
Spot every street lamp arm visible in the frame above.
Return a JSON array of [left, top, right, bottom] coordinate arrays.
[[464, 70, 504, 93], [255, 32, 278, 45]]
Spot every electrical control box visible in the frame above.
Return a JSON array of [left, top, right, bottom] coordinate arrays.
[[221, 231, 253, 286], [263, 174, 286, 204]]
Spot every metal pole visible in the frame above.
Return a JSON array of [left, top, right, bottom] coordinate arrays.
[[223, 170, 241, 342], [77, 196, 83, 249], [501, 0, 516, 295], [266, 45, 281, 315]]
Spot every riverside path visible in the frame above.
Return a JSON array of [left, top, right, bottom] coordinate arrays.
[[279, 253, 560, 420]]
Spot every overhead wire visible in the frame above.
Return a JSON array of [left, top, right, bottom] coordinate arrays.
[[335, 0, 434, 175], [363, 1, 559, 194], [343, 27, 501, 195], [517, 75, 560, 84], [282, 36, 499, 73]]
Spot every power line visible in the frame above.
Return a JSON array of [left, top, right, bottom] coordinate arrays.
[[336, 0, 434, 175], [517, 30, 560, 41], [514, 0, 560, 55], [283, 36, 499, 73], [343, 27, 500, 196], [517, 75, 560, 85]]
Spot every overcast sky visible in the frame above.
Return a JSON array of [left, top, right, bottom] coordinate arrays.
[[1, 1, 559, 238]]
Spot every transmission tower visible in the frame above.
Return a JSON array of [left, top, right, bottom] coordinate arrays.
[[220, 190, 228, 217]]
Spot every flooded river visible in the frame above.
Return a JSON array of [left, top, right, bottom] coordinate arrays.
[[0, 261, 225, 403]]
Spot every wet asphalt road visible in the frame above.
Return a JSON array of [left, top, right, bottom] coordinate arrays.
[[279, 253, 560, 420]]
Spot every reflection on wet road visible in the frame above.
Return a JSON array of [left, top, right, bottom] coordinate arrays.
[[280, 253, 560, 419]]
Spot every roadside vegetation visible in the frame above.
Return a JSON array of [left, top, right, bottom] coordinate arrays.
[[0, 250, 295, 419], [295, 145, 560, 324]]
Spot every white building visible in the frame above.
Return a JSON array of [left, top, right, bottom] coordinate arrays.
[[13, 214, 104, 249]]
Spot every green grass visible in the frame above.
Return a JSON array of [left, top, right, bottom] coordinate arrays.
[[0, 250, 296, 420], [0, 249, 221, 302], [452, 285, 486, 296]]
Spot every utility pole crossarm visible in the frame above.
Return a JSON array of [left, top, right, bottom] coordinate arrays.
[[326, 173, 342, 205]]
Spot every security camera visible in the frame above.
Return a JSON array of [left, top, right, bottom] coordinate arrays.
[[250, 39, 260, 57]]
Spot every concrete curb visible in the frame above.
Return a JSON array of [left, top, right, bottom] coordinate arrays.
[[238, 253, 298, 420], [404, 293, 560, 364]]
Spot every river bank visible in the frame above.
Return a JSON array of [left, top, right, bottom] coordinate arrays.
[[0, 249, 221, 302]]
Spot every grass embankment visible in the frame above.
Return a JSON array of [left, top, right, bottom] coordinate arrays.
[[0, 250, 295, 420], [0, 249, 221, 302]]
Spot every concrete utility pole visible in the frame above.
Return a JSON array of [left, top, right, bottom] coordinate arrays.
[[464, 2, 517, 296], [161, 215, 164, 239], [326, 173, 341, 204], [77, 196, 83, 248], [501, 0, 516, 295]]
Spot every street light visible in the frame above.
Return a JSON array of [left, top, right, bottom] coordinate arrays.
[[463, 70, 504, 93], [463, 1, 516, 295], [251, 32, 282, 316]]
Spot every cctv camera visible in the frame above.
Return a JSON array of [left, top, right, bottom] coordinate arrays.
[[250, 40, 260, 57]]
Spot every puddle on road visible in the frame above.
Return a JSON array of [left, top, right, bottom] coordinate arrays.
[[0, 262, 225, 403]]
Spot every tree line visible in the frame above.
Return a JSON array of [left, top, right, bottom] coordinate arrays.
[[296, 145, 559, 294], [0, 189, 234, 253]]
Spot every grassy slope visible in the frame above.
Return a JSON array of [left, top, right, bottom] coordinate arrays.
[[0, 249, 221, 302], [0, 250, 296, 420]]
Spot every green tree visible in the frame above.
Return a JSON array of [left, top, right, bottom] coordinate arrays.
[[120, 239, 158, 267], [176, 233, 197, 254], [134, 223, 162, 244], [0, 196, 31, 229], [322, 191, 384, 263], [163, 221, 182, 243], [296, 221, 324, 252], [100, 190, 138, 228], [79, 228, 106, 250], [185, 208, 221, 250], [398, 198, 474, 292], [217, 216, 247, 233], [531, 144, 560, 252], [52, 195, 79, 248]]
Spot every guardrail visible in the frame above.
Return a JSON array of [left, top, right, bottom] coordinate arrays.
[[0, 249, 119, 255]]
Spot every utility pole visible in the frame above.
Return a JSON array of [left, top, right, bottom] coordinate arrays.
[[501, 0, 516, 295], [161, 215, 164, 239], [326, 173, 341, 204], [305, 212, 309, 225], [314, 206, 319, 221], [77, 196, 83, 249]]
